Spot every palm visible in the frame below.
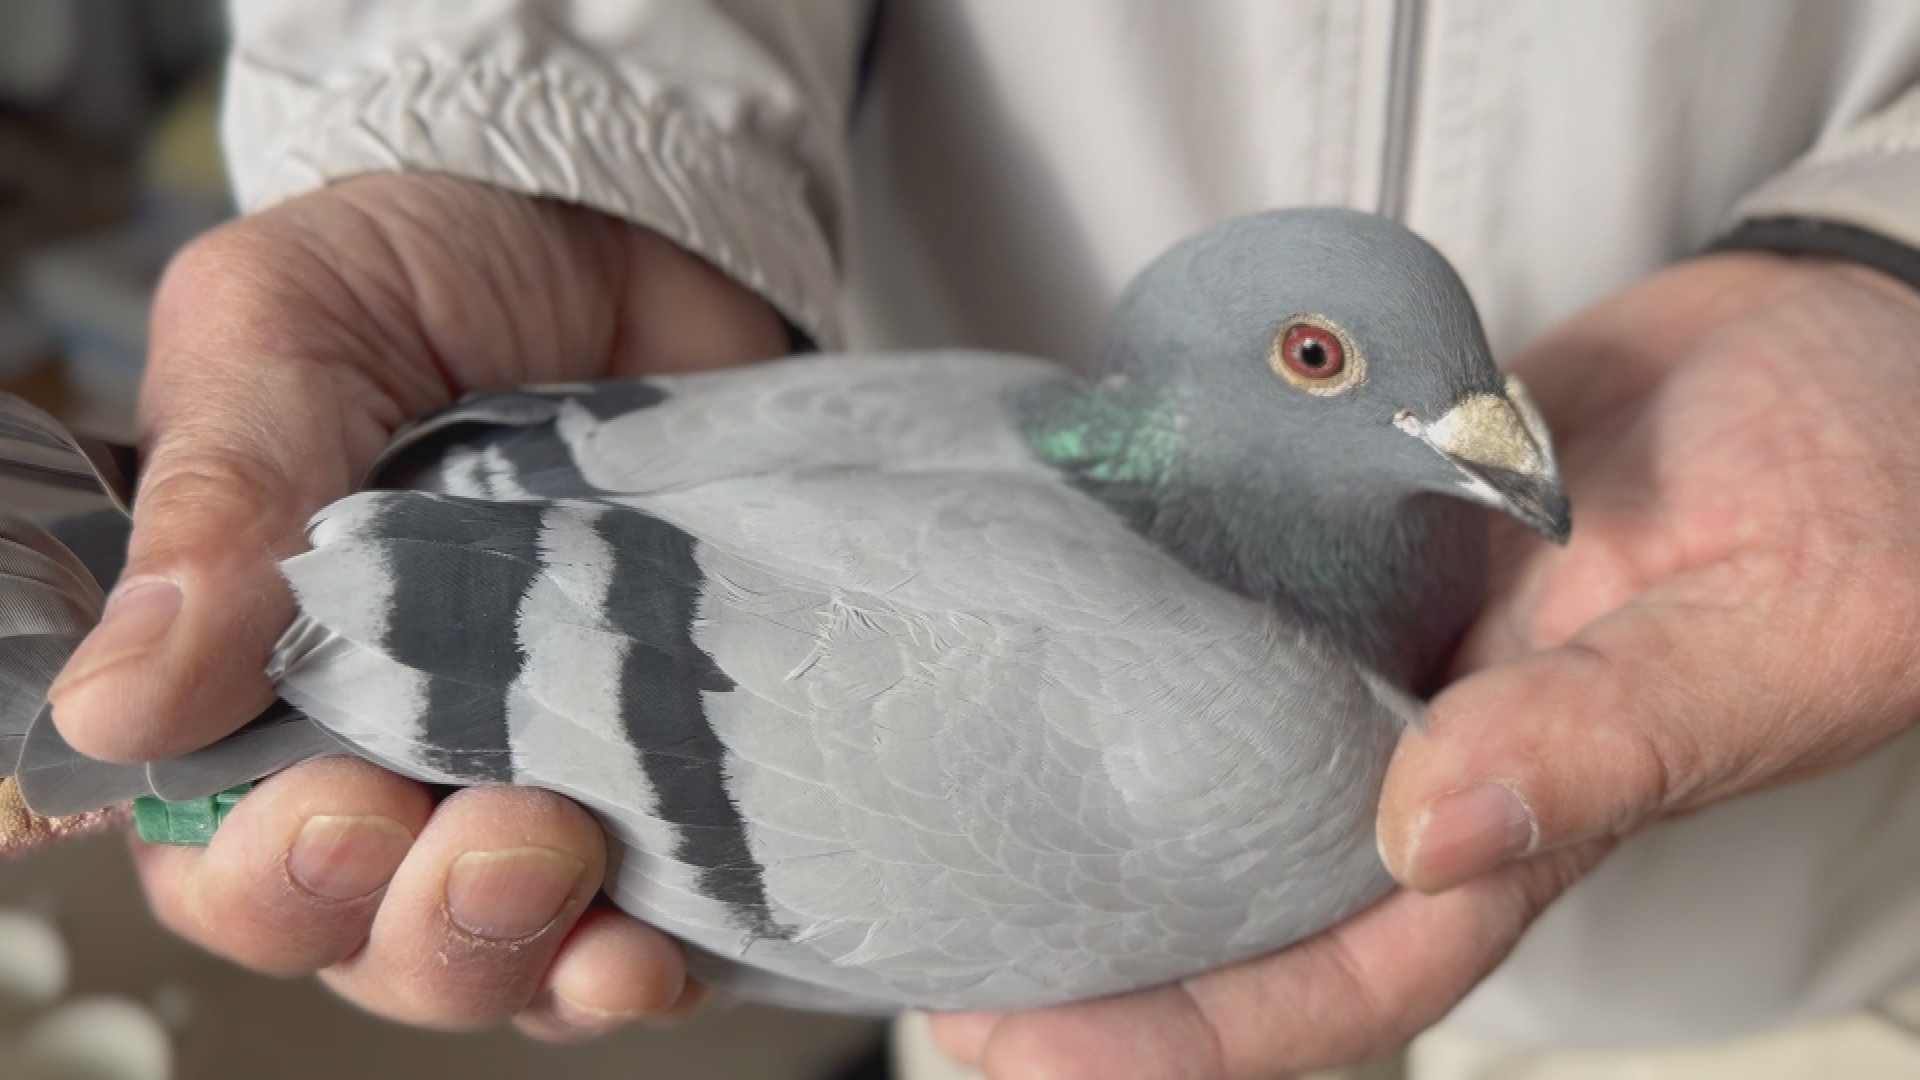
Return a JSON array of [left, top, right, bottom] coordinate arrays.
[[1458, 254, 1920, 791]]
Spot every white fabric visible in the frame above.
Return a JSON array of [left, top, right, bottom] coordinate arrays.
[[1410, 1008, 1920, 1080], [220, 0, 1920, 1049], [223, 0, 866, 343], [894, 1000, 1920, 1080]]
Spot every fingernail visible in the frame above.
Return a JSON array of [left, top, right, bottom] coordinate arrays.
[[550, 989, 643, 1032], [445, 846, 585, 942], [286, 815, 414, 902], [642, 979, 711, 1029], [1403, 782, 1537, 890], [47, 578, 183, 700]]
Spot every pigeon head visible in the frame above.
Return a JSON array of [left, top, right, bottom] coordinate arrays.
[[1097, 207, 1569, 543]]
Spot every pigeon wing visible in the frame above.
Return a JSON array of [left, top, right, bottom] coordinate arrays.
[[275, 472, 1401, 1011], [272, 359, 1403, 1010], [384, 352, 1066, 504], [631, 468, 1403, 1009]]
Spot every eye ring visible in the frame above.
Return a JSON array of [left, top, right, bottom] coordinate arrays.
[[1269, 314, 1366, 396]]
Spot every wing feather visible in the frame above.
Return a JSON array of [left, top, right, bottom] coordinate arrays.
[[275, 360, 1400, 1009]]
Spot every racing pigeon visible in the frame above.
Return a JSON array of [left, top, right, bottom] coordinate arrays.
[[0, 208, 1567, 1013]]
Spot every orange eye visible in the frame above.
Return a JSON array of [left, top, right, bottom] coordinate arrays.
[[1269, 315, 1364, 394], [1280, 324, 1344, 380]]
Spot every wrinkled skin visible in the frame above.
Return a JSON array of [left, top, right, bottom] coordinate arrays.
[[47, 170, 1920, 1066], [52, 174, 782, 1038]]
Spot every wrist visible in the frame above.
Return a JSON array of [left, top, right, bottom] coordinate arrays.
[[1709, 216, 1920, 302]]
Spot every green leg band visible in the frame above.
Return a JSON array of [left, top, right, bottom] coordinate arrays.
[[133, 784, 254, 846]]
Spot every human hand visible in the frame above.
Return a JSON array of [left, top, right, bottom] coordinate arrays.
[[930, 250, 1920, 1077], [44, 173, 789, 1038]]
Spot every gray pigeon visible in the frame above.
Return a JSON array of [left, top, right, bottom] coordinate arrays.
[[0, 209, 1567, 1013]]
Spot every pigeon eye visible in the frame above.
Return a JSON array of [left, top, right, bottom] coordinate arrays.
[[1284, 326, 1342, 378], [1270, 315, 1365, 395]]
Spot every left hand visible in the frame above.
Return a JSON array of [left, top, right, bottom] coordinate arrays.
[[51, 175, 786, 1040], [929, 250, 1920, 1077]]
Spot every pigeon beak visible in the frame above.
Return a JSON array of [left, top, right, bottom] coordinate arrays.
[[1393, 375, 1572, 544]]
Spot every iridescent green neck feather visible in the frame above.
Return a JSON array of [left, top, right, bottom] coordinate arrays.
[[1023, 376, 1186, 489], [1019, 376, 1484, 693]]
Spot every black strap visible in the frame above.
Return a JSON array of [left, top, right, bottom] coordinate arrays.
[[1709, 216, 1920, 294]]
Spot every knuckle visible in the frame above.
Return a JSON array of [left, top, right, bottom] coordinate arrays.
[[1303, 941, 1403, 1052], [128, 452, 314, 575], [1557, 643, 1696, 832], [439, 786, 608, 857], [1616, 720, 1686, 826], [545, 910, 689, 1019], [1861, 557, 1920, 666], [372, 965, 541, 1032], [153, 221, 327, 348], [158, 212, 321, 303], [138, 453, 287, 519], [200, 890, 368, 978], [510, 1010, 581, 1044], [153, 225, 256, 307], [134, 832, 377, 978], [134, 866, 205, 947], [1512, 840, 1612, 918], [160, 882, 309, 977]]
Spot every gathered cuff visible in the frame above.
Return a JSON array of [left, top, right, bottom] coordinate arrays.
[[1724, 86, 1920, 293], [223, 45, 845, 347]]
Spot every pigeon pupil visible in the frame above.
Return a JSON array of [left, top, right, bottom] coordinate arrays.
[[1280, 323, 1346, 381]]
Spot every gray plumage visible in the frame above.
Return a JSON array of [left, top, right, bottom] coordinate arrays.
[[0, 209, 1568, 1013]]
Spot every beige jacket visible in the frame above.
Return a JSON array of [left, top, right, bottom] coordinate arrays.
[[221, 0, 1920, 1049]]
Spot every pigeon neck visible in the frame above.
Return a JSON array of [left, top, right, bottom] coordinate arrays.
[[1192, 486, 1487, 693], [1022, 379, 1485, 692]]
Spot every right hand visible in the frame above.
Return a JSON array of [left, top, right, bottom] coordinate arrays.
[[45, 173, 791, 1038]]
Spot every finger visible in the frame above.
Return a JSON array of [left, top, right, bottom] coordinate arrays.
[[1380, 552, 1920, 893], [45, 214, 430, 762], [925, 1010, 1002, 1067], [976, 985, 1223, 1080], [320, 785, 608, 1031], [964, 843, 1605, 1080], [515, 984, 708, 1043], [644, 976, 713, 1027], [511, 906, 691, 1042], [1177, 843, 1607, 1076], [131, 756, 430, 975]]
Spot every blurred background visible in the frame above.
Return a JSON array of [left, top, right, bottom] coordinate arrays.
[[0, 2, 888, 1076], [0, 0, 224, 444]]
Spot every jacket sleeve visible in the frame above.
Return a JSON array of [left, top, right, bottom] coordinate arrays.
[[221, 0, 869, 346], [1721, 83, 1920, 291]]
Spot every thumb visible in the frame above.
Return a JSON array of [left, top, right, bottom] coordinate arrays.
[[1376, 557, 1920, 893], [46, 223, 403, 762]]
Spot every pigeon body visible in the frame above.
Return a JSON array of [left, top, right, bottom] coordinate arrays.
[[0, 209, 1568, 1012]]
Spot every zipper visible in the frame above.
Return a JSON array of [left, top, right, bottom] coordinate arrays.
[[1376, 0, 1426, 221]]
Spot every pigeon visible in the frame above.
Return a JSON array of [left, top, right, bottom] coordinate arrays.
[[0, 208, 1567, 1013]]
